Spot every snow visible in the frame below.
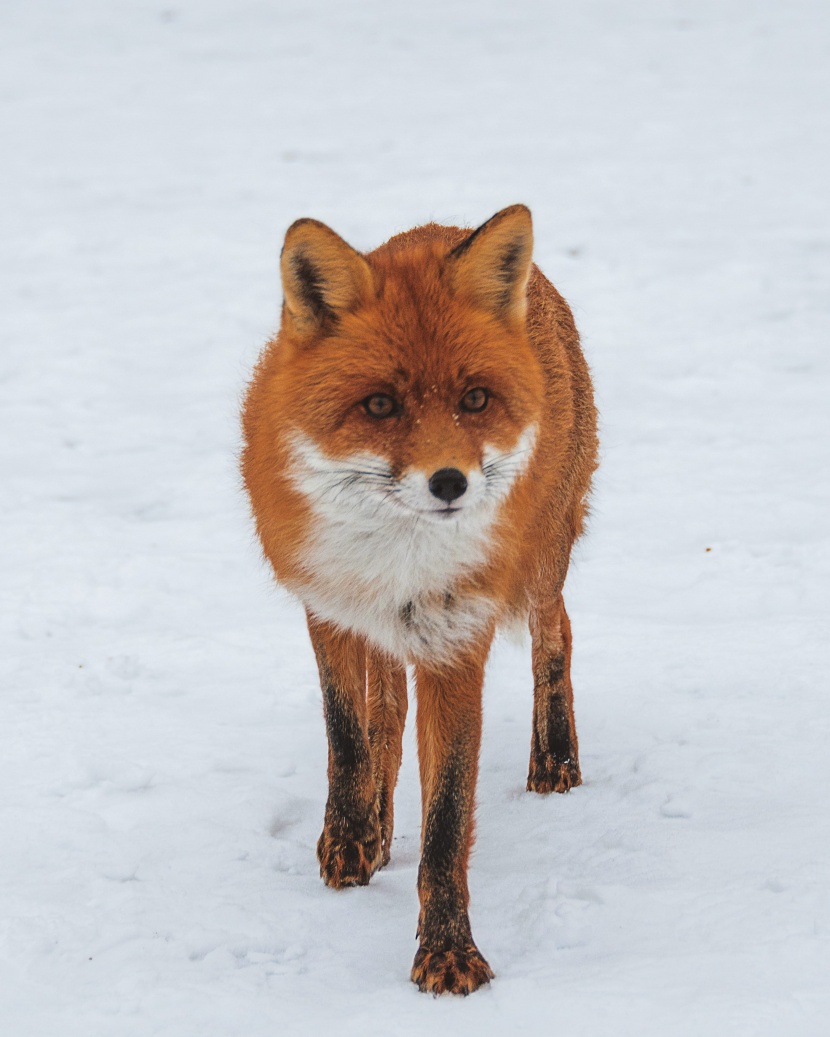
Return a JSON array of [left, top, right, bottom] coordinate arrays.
[[2, 0, 829, 1033]]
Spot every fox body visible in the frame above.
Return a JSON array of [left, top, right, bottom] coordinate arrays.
[[242, 205, 597, 995]]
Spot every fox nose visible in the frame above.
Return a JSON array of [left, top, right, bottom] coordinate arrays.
[[428, 467, 468, 503]]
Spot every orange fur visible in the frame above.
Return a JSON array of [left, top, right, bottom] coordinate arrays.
[[241, 205, 598, 994]]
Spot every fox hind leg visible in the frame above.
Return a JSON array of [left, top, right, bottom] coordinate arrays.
[[367, 649, 408, 867], [307, 613, 382, 887], [527, 596, 582, 794]]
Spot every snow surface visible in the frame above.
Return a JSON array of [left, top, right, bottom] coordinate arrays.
[[2, 1, 829, 1033]]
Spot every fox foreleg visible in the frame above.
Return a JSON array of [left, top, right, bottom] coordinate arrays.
[[307, 614, 382, 887], [412, 644, 495, 995]]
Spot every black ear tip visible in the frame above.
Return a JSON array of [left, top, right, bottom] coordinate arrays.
[[286, 217, 326, 232], [484, 203, 531, 222], [458, 205, 532, 251], [283, 218, 340, 252]]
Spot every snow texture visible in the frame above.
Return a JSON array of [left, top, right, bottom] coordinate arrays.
[[2, 1, 829, 1034]]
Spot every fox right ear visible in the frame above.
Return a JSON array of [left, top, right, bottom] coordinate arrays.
[[447, 204, 533, 323], [280, 219, 374, 337]]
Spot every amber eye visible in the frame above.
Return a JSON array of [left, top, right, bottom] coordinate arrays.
[[460, 387, 489, 413], [363, 393, 398, 418]]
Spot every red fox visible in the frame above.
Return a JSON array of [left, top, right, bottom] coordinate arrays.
[[241, 205, 598, 995]]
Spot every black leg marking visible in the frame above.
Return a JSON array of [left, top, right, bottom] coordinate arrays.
[[418, 751, 473, 948], [545, 690, 573, 763], [421, 753, 465, 881], [545, 654, 566, 686], [323, 681, 369, 774], [318, 681, 381, 887]]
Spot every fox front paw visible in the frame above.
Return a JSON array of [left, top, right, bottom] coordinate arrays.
[[316, 810, 382, 888], [411, 945, 494, 996], [527, 757, 581, 794]]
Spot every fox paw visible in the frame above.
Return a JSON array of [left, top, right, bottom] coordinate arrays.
[[317, 811, 382, 888], [527, 757, 582, 795], [411, 945, 494, 996]]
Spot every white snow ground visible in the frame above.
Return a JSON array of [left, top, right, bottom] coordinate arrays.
[[2, 1, 829, 1033]]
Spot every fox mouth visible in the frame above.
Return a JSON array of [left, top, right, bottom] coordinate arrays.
[[392, 498, 467, 521], [425, 507, 463, 521]]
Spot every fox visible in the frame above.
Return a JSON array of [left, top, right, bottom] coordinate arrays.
[[241, 204, 598, 995]]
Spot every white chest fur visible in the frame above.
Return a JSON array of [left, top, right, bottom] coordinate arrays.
[[286, 429, 535, 662]]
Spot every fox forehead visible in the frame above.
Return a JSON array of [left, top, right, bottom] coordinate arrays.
[[299, 316, 518, 387]]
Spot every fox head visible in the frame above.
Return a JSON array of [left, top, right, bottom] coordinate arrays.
[[274, 205, 545, 530]]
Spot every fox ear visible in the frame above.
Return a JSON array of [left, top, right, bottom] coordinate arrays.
[[447, 204, 533, 323], [280, 219, 374, 336]]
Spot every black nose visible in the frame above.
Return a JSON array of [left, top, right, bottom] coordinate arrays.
[[428, 467, 468, 503]]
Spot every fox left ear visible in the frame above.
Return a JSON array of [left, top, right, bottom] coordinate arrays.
[[280, 218, 374, 338], [446, 204, 533, 323]]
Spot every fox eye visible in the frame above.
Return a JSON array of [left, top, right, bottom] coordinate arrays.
[[363, 393, 398, 418], [461, 387, 489, 413]]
